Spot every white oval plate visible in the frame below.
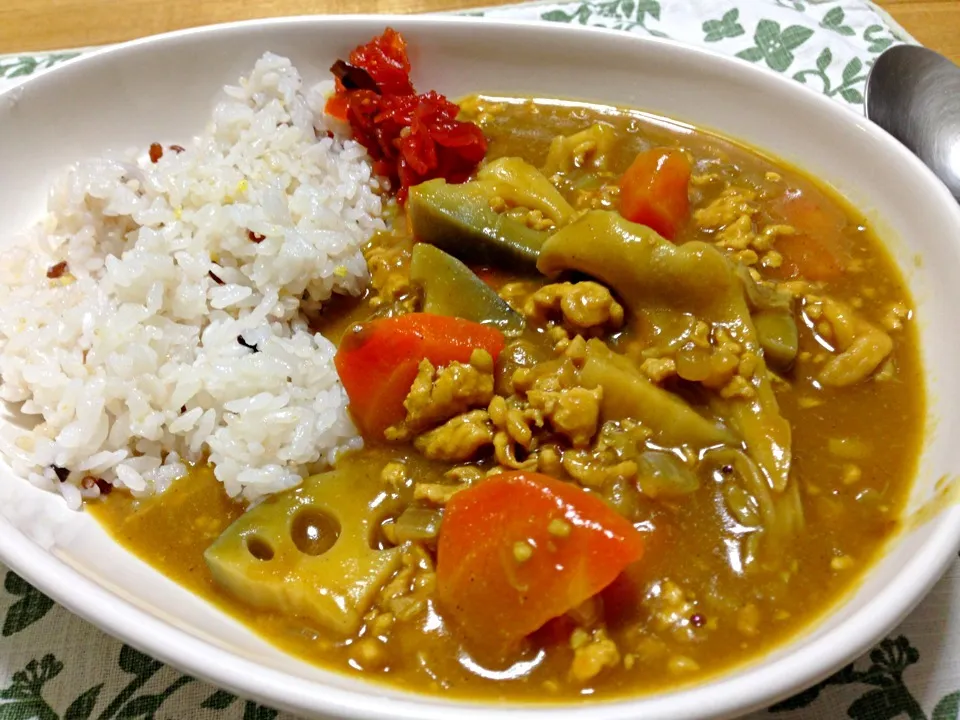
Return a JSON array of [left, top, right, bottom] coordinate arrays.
[[1, 14, 959, 720]]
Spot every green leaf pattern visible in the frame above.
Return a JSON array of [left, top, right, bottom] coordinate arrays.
[[0, 53, 78, 80], [62, 686, 102, 720], [933, 692, 960, 720], [3, 574, 53, 637], [0, 1, 940, 718], [769, 636, 933, 719], [735, 20, 814, 71], [0, 571, 281, 719], [540, 0, 668, 37], [474, 0, 909, 110], [794, 49, 868, 102], [703, 9, 746, 41], [0, 0, 911, 113], [820, 6, 857, 36]]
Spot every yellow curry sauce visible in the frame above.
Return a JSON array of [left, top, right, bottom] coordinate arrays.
[[91, 96, 924, 700]]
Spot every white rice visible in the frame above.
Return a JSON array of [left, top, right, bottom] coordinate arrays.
[[0, 53, 386, 506]]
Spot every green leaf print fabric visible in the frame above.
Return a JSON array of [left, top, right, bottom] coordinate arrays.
[[473, 0, 914, 111], [0, 2, 954, 719]]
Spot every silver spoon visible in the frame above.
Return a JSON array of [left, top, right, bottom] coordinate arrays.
[[866, 45, 960, 202]]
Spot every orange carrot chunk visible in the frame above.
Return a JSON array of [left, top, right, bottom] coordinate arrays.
[[769, 190, 850, 282], [334, 313, 505, 437], [618, 147, 692, 240], [436, 471, 644, 661]]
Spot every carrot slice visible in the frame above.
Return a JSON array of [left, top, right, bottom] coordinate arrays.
[[334, 313, 505, 437], [436, 471, 644, 661], [768, 190, 850, 282], [618, 147, 692, 240]]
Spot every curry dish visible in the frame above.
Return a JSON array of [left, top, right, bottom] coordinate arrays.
[[92, 89, 923, 699]]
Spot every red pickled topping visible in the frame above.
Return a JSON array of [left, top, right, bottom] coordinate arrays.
[[326, 29, 487, 203], [348, 28, 414, 96]]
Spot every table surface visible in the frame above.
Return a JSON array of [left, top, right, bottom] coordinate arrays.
[[2, 0, 959, 63]]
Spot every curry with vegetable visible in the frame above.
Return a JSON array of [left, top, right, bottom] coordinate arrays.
[[92, 31, 923, 701]]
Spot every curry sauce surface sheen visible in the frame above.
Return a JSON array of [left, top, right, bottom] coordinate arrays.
[[91, 96, 924, 700]]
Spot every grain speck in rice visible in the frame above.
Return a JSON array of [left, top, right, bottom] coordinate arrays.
[[0, 52, 384, 504]]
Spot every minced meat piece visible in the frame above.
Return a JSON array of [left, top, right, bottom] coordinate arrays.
[[527, 386, 602, 449], [569, 627, 621, 683], [524, 281, 624, 332], [387, 351, 495, 440], [413, 410, 494, 461]]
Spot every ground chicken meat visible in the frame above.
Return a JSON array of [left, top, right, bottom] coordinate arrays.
[[555, 418, 651, 488], [386, 350, 495, 440], [349, 637, 389, 671], [755, 224, 795, 252], [365, 237, 413, 308], [644, 580, 700, 643], [574, 181, 620, 211], [524, 281, 624, 332], [380, 462, 410, 490], [413, 410, 494, 461], [493, 430, 538, 470], [445, 465, 486, 484], [486, 395, 545, 470], [594, 419, 652, 458], [503, 206, 556, 231], [527, 386, 602, 448], [640, 357, 677, 383], [487, 395, 542, 449], [569, 627, 621, 683], [719, 374, 756, 399], [693, 186, 757, 230], [537, 444, 565, 476], [561, 449, 638, 489], [512, 357, 579, 395], [675, 340, 741, 389], [513, 358, 602, 448], [881, 301, 910, 332], [413, 482, 467, 505], [715, 213, 755, 250], [375, 544, 436, 622]]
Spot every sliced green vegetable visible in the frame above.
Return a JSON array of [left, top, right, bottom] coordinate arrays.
[[408, 179, 548, 271], [477, 157, 574, 225], [635, 450, 701, 499], [737, 265, 792, 313], [543, 123, 617, 175], [753, 309, 799, 370], [538, 211, 735, 317], [392, 506, 443, 543], [705, 447, 804, 566], [409, 243, 524, 335], [579, 339, 734, 448], [637, 309, 700, 356], [204, 469, 402, 635], [539, 211, 792, 492]]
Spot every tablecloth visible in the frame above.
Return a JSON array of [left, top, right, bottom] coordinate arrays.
[[2, 2, 958, 718]]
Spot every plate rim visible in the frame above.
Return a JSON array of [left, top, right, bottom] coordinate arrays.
[[1, 13, 960, 720]]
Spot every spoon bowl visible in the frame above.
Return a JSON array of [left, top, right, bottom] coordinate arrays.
[[867, 44, 960, 201]]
